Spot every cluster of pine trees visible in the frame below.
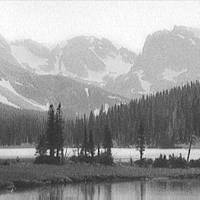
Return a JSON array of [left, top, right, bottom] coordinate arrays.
[[0, 81, 200, 148], [65, 81, 200, 148], [0, 106, 45, 145], [72, 122, 113, 164], [36, 103, 64, 161]]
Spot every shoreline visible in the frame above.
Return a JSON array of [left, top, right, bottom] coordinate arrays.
[[1, 162, 200, 192]]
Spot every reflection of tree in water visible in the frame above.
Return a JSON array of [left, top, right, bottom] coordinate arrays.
[[140, 181, 146, 200], [38, 186, 64, 200], [104, 183, 112, 200], [80, 183, 95, 200], [97, 185, 100, 200], [79, 183, 111, 200]]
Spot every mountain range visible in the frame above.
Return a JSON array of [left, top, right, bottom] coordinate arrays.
[[0, 25, 200, 117]]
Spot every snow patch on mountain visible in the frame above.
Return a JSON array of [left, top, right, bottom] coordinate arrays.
[[103, 55, 132, 78], [0, 79, 19, 95], [94, 108, 100, 116], [108, 95, 121, 100], [0, 79, 49, 111], [0, 93, 20, 109], [0, 35, 9, 50], [85, 88, 89, 97], [162, 68, 188, 82], [54, 51, 62, 74], [15, 81, 23, 86], [86, 47, 132, 82], [11, 44, 48, 73], [189, 38, 196, 45], [176, 34, 185, 39], [133, 70, 151, 94], [84, 65, 105, 83], [104, 103, 109, 113]]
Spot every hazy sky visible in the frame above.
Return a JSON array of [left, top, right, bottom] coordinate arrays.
[[0, 1, 200, 52]]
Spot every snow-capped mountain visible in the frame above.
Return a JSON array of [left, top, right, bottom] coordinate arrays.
[[106, 25, 200, 98], [11, 36, 136, 84], [0, 35, 128, 117], [1, 26, 200, 115]]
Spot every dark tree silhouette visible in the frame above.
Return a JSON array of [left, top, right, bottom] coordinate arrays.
[[36, 134, 47, 156], [81, 125, 88, 157], [103, 124, 113, 156], [88, 130, 95, 158], [46, 104, 55, 158], [136, 122, 145, 160], [55, 103, 64, 159]]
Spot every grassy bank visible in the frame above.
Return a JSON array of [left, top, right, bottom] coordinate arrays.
[[1, 161, 200, 190]]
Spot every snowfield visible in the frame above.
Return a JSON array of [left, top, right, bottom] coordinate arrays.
[[11, 44, 48, 74], [0, 79, 49, 111], [133, 70, 151, 94], [162, 68, 187, 82]]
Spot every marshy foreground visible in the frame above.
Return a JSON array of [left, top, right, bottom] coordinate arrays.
[[1, 161, 200, 191]]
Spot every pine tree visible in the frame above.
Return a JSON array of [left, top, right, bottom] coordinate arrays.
[[88, 130, 95, 158], [46, 104, 55, 158], [55, 103, 64, 159], [103, 124, 113, 156], [81, 125, 88, 157], [136, 122, 145, 160], [36, 134, 47, 156]]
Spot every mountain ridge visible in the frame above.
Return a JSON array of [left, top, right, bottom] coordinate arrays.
[[0, 25, 200, 116]]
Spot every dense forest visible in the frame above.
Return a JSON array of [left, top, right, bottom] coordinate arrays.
[[0, 106, 46, 145], [1, 81, 200, 148], [66, 81, 200, 148]]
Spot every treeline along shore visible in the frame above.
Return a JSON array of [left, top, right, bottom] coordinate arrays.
[[0, 81, 200, 148]]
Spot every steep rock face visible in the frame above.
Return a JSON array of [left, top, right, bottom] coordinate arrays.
[[107, 26, 200, 98], [2, 26, 200, 112], [0, 37, 128, 117], [11, 36, 136, 84], [140, 26, 200, 80], [0, 62, 127, 117]]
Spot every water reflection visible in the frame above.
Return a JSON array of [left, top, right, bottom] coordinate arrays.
[[39, 186, 64, 200], [1, 179, 200, 200]]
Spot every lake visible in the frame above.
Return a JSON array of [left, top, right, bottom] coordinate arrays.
[[0, 147, 200, 162], [1, 179, 200, 200]]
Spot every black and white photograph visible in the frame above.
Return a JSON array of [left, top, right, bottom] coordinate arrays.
[[0, 0, 200, 199]]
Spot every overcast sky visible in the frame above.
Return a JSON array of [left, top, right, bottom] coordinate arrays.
[[0, 1, 200, 52]]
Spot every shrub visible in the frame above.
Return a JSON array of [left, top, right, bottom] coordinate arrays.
[[69, 153, 114, 165], [168, 154, 187, 168], [0, 159, 10, 166], [153, 154, 169, 168], [134, 158, 153, 167], [189, 159, 200, 168], [95, 153, 114, 165], [69, 155, 93, 163], [152, 154, 187, 168], [34, 155, 61, 165]]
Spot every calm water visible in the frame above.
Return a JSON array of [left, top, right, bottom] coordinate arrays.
[[0, 148, 200, 162], [1, 179, 200, 200]]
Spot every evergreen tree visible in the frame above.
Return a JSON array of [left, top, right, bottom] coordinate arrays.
[[88, 130, 95, 158], [55, 103, 64, 159], [46, 104, 55, 158], [103, 124, 113, 156], [81, 125, 88, 157], [36, 134, 47, 156], [136, 122, 145, 160]]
